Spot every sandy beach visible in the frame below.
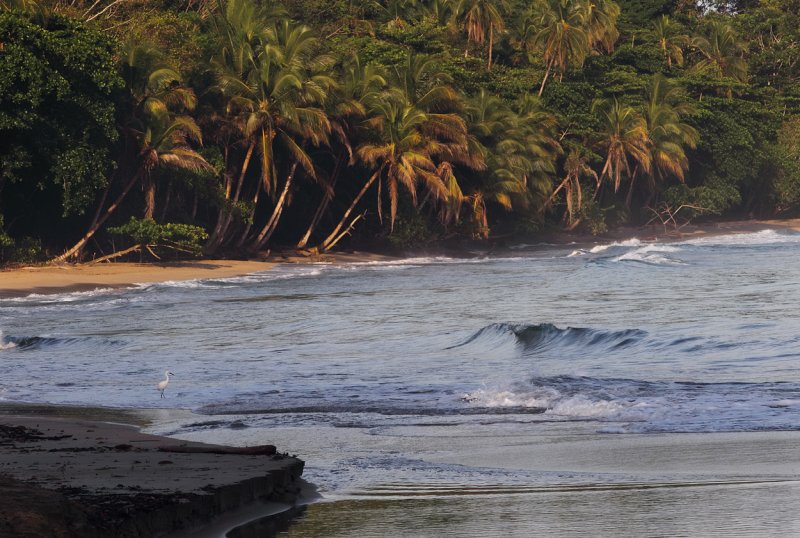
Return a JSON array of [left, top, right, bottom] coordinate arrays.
[[2, 219, 800, 299]]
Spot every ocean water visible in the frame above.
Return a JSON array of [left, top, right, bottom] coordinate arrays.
[[3, 229, 800, 536]]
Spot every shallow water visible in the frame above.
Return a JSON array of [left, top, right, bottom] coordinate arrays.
[[3, 229, 800, 535]]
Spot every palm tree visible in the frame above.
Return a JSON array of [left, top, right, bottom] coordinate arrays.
[[462, 91, 560, 236], [548, 150, 598, 228], [636, 75, 698, 206], [653, 15, 688, 68], [213, 18, 335, 252], [392, 51, 462, 112], [591, 97, 652, 198], [318, 93, 477, 250], [119, 43, 199, 220], [203, 0, 288, 252], [529, 0, 590, 96], [691, 20, 748, 92], [578, 0, 620, 53], [420, 0, 456, 26], [455, 0, 508, 70], [296, 55, 387, 249], [56, 43, 209, 262]]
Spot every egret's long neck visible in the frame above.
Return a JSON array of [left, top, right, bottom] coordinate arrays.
[[164, 372, 170, 384]]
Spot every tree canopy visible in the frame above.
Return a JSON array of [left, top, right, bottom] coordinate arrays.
[[1, 0, 799, 262]]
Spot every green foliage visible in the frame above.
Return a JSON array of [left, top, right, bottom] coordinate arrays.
[[0, 12, 120, 216], [387, 211, 435, 247], [771, 117, 800, 212], [662, 182, 740, 215], [109, 217, 208, 256], [4, 0, 800, 259], [578, 198, 609, 235]]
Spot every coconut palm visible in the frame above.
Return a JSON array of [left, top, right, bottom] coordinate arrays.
[[420, 0, 456, 26], [55, 42, 209, 262], [296, 55, 387, 249], [578, 0, 620, 53], [548, 150, 598, 228], [214, 18, 335, 251], [204, 0, 282, 252], [529, 0, 590, 96], [119, 43, 199, 220], [653, 15, 688, 67], [461, 91, 559, 236], [635, 75, 698, 205], [55, 44, 209, 262], [691, 20, 748, 85], [392, 51, 462, 112], [318, 93, 476, 250], [592, 97, 652, 197], [455, 0, 508, 69]]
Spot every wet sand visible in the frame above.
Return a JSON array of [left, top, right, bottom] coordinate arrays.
[[0, 406, 306, 537]]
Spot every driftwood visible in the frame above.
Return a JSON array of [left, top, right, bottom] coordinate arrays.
[[158, 444, 276, 456], [646, 203, 711, 233]]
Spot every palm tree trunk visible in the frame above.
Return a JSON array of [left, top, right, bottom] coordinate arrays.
[[205, 142, 255, 253], [319, 170, 379, 251], [297, 151, 346, 249], [250, 162, 298, 252], [159, 179, 173, 222], [235, 183, 260, 249], [52, 172, 140, 262], [487, 25, 493, 71], [538, 59, 554, 97], [144, 174, 155, 220], [625, 166, 639, 209]]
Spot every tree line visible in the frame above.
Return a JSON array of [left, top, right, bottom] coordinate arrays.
[[1, 0, 799, 262]]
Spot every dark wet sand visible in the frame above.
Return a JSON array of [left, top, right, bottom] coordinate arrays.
[[0, 406, 305, 537]]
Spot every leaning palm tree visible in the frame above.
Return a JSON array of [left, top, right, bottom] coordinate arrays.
[[548, 150, 598, 228], [55, 42, 208, 262], [119, 43, 198, 220], [529, 0, 590, 96], [55, 94, 210, 262], [318, 94, 477, 250], [591, 97, 652, 198], [296, 55, 387, 249], [204, 0, 280, 252], [462, 91, 560, 236], [455, 0, 508, 69]]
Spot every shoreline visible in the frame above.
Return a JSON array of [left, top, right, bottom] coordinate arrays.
[[0, 404, 308, 537], [2, 218, 800, 298]]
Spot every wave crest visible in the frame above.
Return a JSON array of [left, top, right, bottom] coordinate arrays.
[[451, 322, 647, 354]]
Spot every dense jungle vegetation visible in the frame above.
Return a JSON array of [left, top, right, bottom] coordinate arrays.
[[1, 0, 799, 262]]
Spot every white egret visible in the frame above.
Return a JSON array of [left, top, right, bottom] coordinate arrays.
[[157, 370, 174, 398]]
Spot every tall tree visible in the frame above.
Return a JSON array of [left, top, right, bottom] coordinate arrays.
[[591, 97, 652, 198], [636, 75, 698, 205], [691, 20, 748, 85], [57, 43, 209, 262], [529, 0, 590, 96], [212, 16, 334, 252], [319, 93, 477, 250], [296, 55, 387, 249], [653, 15, 688, 68], [455, 0, 508, 70]]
